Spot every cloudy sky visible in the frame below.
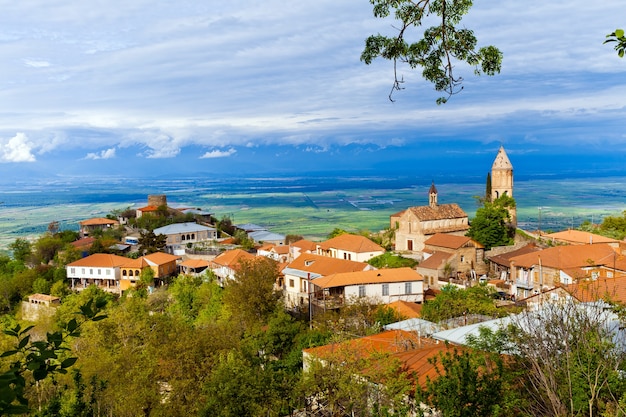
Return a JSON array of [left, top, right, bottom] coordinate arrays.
[[0, 1, 624, 181]]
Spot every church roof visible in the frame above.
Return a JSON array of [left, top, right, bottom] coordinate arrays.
[[407, 203, 468, 222], [428, 181, 437, 195], [492, 146, 513, 170]]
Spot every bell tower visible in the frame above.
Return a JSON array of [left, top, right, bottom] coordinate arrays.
[[428, 181, 438, 208], [491, 146, 516, 225]]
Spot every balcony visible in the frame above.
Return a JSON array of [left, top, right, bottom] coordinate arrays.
[[516, 279, 535, 290]]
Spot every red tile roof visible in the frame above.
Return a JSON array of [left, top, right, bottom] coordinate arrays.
[[388, 300, 422, 319], [67, 253, 129, 268], [407, 203, 468, 222], [418, 251, 452, 270], [510, 243, 618, 270], [424, 233, 482, 249], [211, 249, 255, 268], [544, 230, 619, 245], [565, 276, 626, 304], [318, 234, 384, 254], [179, 259, 210, 268], [304, 330, 456, 388], [79, 217, 119, 226], [312, 268, 422, 289], [285, 253, 370, 276]]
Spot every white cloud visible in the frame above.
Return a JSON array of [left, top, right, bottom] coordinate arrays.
[[23, 59, 51, 68], [200, 148, 236, 159], [0, 133, 36, 162], [85, 147, 116, 160]]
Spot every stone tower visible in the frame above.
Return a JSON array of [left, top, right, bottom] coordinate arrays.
[[491, 146, 516, 225], [428, 181, 438, 208], [148, 194, 167, 207]]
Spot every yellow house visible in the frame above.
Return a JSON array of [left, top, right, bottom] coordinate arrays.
[[120, 252, 180, 291]]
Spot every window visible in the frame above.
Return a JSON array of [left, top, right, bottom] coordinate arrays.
[[382, 284, 389, 296], [98, 269, 101, 275], [359, 285, 366, 297], [405, 282, 412, 294], [70, 268, 75, 274], [460, 255, 465, 263], [289, 279, 295, 288], [89, 269, 93, 274]]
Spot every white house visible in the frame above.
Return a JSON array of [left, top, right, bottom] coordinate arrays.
[[316, 234, 385, 262], [153, 222, 218, 254], [310, 268, 424, 311], [281, 253, 373, 309], [66, 253, 129, 292]]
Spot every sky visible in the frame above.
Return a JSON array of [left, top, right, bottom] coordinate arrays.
[[0, 1, 624, 182]]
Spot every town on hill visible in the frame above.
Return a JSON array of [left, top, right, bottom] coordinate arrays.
[[3, 147, 626, 416]]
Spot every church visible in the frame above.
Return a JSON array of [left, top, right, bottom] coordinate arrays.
[[392, 146, 514, 253]]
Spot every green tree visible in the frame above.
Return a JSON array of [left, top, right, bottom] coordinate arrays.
[[605, 28, 626, 57], [222, 257, 281, 330], [466, 195, 516, 249], [0, 300, 107, 415], [421, 347, 520, 417], [137, 230, 167, 255], [421, 284, 503, 324], [361, 0, 502, 104], [233, 229, 255, 250], [485, 172, 492, 203], [327, 228, 348, 239], [8, 239, 31, 264], [367, 252, 418, 269]]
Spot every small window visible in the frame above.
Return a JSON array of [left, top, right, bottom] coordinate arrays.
[[89, 269, 93, 274], [70, 268, 75, 274], [405, 282, 412, 294], [460, 255, 465, 263], [289, 279, 295, 288], [382, 284, 389, 296], [98, 269, 101, 275], [359, 285, 366, 297]]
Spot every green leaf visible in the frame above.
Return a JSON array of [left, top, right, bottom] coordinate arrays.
[[616, 29, 624, 38], [32, 368, 48, 381], [26, 361, 41, 371], [0, 350, 19, 358], [17, 335, 30, 349], [61, 357, 78, 369]]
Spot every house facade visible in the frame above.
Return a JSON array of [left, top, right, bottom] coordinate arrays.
[[316, 234, 385, 262], [209, 249, 256, 284], [119, 252, 180, 291], [153, 222, 218, 251], [79, 217, 119, 237], [392, 182, 469, 253], [66, 253, 128, 292], [310, 268, 424, 311], [423, 233, 487, 276], [510, 243, 620, 299], [282, 254, 373, 309]]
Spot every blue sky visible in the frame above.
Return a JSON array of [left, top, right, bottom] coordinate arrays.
[[0, 1, 624, 181]]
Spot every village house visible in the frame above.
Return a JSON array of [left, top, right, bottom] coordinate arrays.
[[309, 267, 424, 312], [486, 243, 541, 281], [423, 233, 487, 276], [66, 253, 129, 292], [392, 182, 469, 253], [416, 251, 455, 289], [178, 258, 210, 276], [79, 217, 119, 237], [282, 253, 373, 309], [543, 229, 622, 249], [119, 252, 180, 291], [510, 243, 622, 299], [248, 230, 286, 246], [257, 243, 290, 263], [209, 248, 256, 284], [153, 222, 218, 253], [22, 294, 61, 321], [302, 329, 458, 414], [289, 239, 317, 261], [316, 233, 385, 262]]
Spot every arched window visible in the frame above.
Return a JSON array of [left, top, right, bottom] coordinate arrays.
[[135, 270, 140, 276], [122, 270, 127, 276], [191, 233, 195, 240], [181, 234, 186, 241], [128, 270, 133, 276]]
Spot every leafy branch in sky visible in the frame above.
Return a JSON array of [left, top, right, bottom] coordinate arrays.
[[605, 29, 626, 58], [361, 0, 502, 104]]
